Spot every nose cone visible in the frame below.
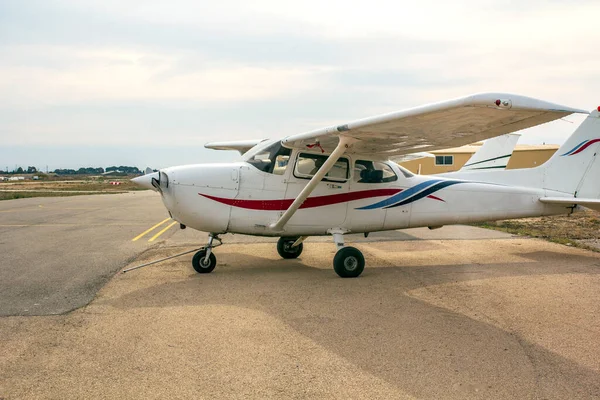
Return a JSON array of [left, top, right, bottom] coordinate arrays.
[[131, 172, 159, 190]]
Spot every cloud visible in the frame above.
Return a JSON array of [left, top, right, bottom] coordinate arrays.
[[0, 0, 599, 168], [0, 47, 329, 105]]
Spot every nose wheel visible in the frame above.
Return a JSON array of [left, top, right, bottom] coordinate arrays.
[[192, 233, 221, 274], [192, 249, 217, 273]]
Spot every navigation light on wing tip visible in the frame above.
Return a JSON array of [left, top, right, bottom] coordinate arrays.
[[494, 99, 512, 109]]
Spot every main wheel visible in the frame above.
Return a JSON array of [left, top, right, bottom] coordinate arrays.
[[277, 237, 303, 259], [192, 249, 217, 273], [333, 246, 365, 278]]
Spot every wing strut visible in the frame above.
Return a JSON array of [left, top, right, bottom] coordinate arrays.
[[269, 137, 356, 231]]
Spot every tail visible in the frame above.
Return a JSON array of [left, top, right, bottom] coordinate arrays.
[[440, 108, 600, 208], [541, 109, 600, 197]]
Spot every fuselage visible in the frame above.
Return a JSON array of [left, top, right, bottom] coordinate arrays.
[[150, 141, 568, 237]]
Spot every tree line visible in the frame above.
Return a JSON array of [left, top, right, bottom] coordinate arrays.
[[1, 166, 143, 175], [0, 166, 41, 174]]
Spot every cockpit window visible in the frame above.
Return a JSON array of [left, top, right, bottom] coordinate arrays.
[[294, 153, 349, 181], [246, 141, 291, 174], [354, 160, 398, 183]]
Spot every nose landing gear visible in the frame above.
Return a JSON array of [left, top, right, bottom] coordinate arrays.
[[192, 233, 221, 274], [192, 249, 216, 273]]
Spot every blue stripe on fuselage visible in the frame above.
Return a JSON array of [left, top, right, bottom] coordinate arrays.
[[561, 140, 588, 156], [356, 179, 447, 210], [384, 180, 463, 209]]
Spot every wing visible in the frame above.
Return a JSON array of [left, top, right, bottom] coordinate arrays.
[[390, 151, 435, 163], [281, 93, 588, 157], [460, 133, 520, 171], [205, 139, 268, 155]]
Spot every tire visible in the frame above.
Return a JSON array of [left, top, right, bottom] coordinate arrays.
[[333, 246, 365, 278], [277, 237, 303, 259], [192, 250, 217, 273]]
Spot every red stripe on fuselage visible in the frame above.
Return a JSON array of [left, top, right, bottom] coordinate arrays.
[[200, 189, 400, 210], [200, 188, 445, 210], [426, 194, 445, 202], [572, 139, 600, 155]]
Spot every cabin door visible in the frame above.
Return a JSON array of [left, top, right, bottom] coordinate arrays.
[[283, 151, 350, 228]]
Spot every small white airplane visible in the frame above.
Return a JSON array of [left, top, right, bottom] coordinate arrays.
[[133, 93, 599, 278]]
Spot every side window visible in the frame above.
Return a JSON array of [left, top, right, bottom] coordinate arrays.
[[247, 142, 291, 174], [273, 155, 289, 175], [354, 160, 398, 183], [435, 155, 453, 166], [294, 153, 349, 181]]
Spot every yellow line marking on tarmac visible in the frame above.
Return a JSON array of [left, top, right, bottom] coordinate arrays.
[[148, 221, 178, 242], [131, 218, 171, 242]]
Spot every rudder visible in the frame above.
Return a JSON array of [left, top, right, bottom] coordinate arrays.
[[541, 110, 600, 196]]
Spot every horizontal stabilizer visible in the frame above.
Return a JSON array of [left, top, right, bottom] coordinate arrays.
[[205, 139, 267, 155], [540, 197, 600, 212]]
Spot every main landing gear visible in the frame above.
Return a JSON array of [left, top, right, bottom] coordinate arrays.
[[192, 233, 221, 274], [192, 232, 365, 278], [274, 232, 365, 278], [330, 230, 364, 278], [276, 237, 305, 259]]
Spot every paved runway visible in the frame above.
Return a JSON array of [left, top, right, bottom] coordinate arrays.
[[1, 192, 600, 399], [0, 192, 169, 316]]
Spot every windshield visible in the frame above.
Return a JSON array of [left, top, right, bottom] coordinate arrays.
[[242, 139, 279, 161], [243, 140, 291, 174]]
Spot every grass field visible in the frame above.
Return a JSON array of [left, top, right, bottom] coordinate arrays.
[[0, 191, 115, 200], [0, 177, 148, 200], [475, 209, 600, 251]]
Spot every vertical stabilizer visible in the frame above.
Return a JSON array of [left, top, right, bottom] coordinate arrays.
[[542, 110, 600, 195]]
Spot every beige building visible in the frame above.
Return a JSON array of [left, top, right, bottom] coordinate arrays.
[[399, 144, 560, 174]]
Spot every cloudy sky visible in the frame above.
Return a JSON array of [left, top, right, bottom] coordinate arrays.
[[1, 0, 599, 170]]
